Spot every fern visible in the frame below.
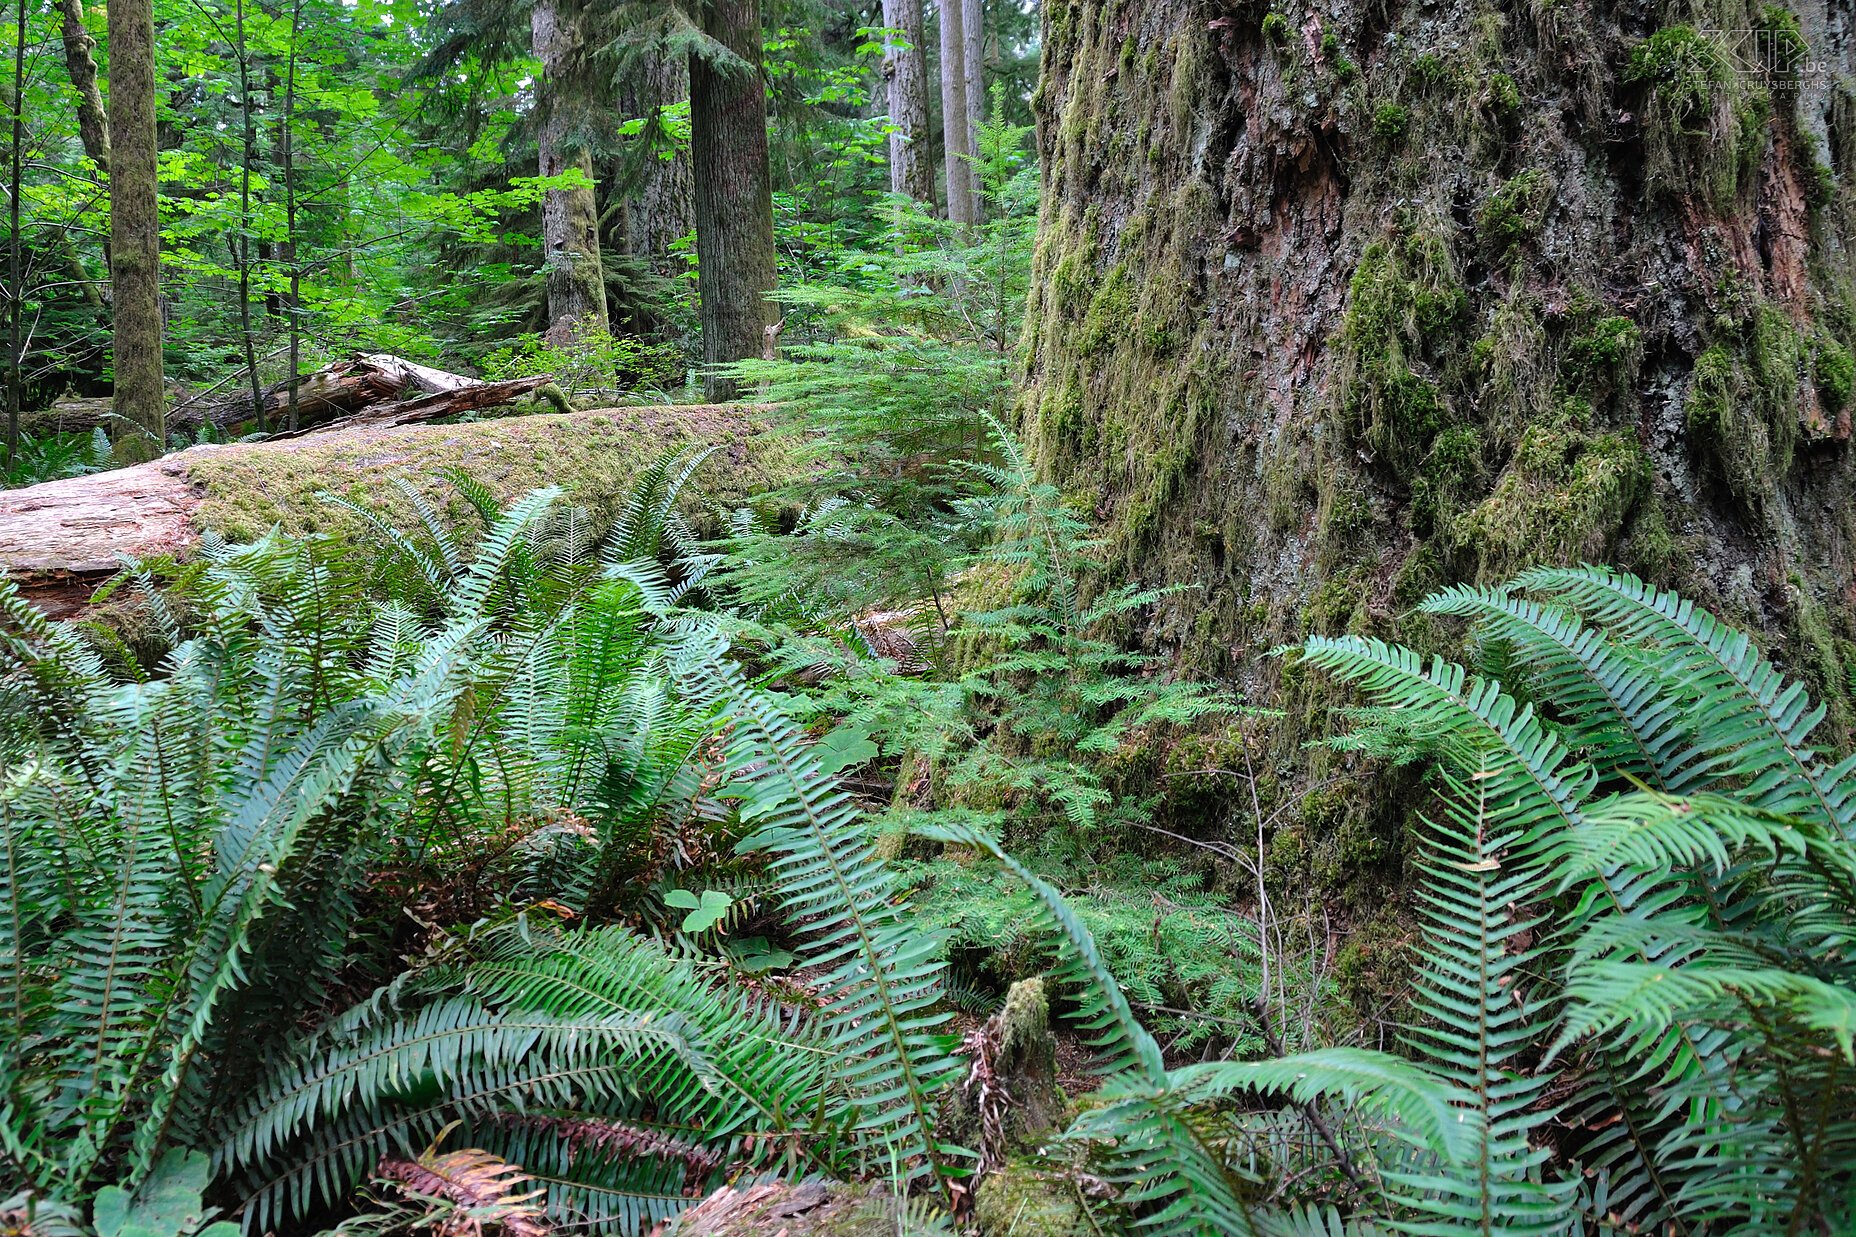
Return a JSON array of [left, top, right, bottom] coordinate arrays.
[[678, 646, 967, 1196]]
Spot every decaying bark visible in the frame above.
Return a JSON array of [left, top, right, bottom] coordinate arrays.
[[24, 356, 551, 439], [106, 0, 163, 453], [531, 0, 609, 343], [270, 372, 559, 437], [669, 1181, 902, 1236], [689, 0, 777, 402], [882, 0, 934, 203]]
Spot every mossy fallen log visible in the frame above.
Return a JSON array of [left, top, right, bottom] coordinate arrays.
[[0, 403, 788, 616]]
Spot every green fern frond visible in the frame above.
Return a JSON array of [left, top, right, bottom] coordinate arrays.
[[679, 648, 965, 1196]]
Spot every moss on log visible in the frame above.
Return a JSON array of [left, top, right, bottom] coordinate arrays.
[[0, 404, 790, 615]]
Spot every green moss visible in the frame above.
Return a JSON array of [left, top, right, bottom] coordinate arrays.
[[184, 407, 791, 547], [1477, 169, 1552, 255], [1261, 11, 1289, 44], [1304, 573, 1368, 635], [1486, 71, 1520, 115], [1409, 425, 1484, 538], [1372, 103, 1410, 142], [1757, 4, 1809, 83], [975, 1164, 1088, 1236], [1815, 334, 1854, 413], [1079, 264, 1133, 356], [1563, 314, 1644, 395], [1411, 52, 1453, 90], [1334, 229, 1465, 478], [1454, 426, 1650, 575], [1808, 162, 1838, 209], [1685, 308, 1802, 512], [1625, 25, 1765, 209]]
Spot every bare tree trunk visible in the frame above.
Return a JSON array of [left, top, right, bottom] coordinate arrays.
[[55, 0, 109, 179], [107, 0, 164, 455], [282, 2, 302, 432], [881, 0, 933, 203], [625, 51, 694, 272], [961, 0, 984, 220], [233, 0, 265, 429], [531, 0, 608, 344], [689, 0, 777, 402], [937, 0, 974, 227], [6, 8, 23, 459]]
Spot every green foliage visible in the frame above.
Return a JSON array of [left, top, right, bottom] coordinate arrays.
[[0, 459, 974, 1228], [1286, 568, 1856, 1231], [476, 323, 684, 403]]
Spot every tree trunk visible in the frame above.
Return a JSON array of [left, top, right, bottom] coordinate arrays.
[[881, 0, 933, 203], [531, 0, 608, 344], [106, 0, 164, 456], [960, 0, 983, 218], [937, 0, 974, 227], [688, 0, 777, 403], [1023, 0, 1856, 951], [624, 51, 694, 272], [55, 0, 109, 179]]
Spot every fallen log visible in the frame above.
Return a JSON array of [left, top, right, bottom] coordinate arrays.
[[0, 403, 788, 617], [216, 354, 542, 431], [20, 355, 550, 440], [277, 374, 565, 438]]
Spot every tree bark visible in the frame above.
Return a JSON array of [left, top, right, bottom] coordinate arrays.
[[106, 0, 164, 455], [531, 0, 608, 344], [881, 0, 933, 203], [622, 51, 694, 274], [960, 0, 984, 219], [937, 0, 974, 227], [55, 0, 109, 179], [688, 0, 777, 403], [1024, 0, 1856, 947]]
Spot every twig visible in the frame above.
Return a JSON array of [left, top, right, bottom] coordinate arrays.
[[1250, 994, 1372, 1201]]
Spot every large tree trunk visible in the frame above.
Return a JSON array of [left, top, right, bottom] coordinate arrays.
[[623, 51, 694, 272], [531, 0, 608, 344], [1024, 0, 1856, 947], [106, 0, 163, 456], [936, 0, 974, 226], [56, 0, 108, 179], [881, 0, 934, 203], [688, 0, 777, 403]]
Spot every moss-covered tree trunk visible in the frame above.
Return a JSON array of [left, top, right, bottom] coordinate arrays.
[[1025, 0, 1856, 940], [623, 50, 694, 272], [106, 0, 163, 456], [531, 0, 608, 344], [57, 0, 108, 179], [689, 0, 777, 402]]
